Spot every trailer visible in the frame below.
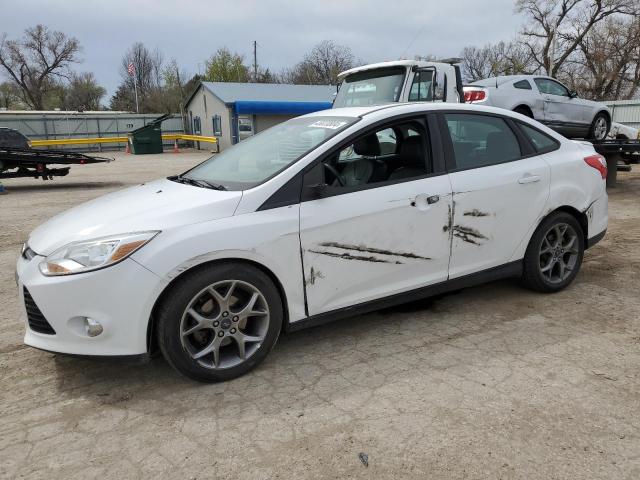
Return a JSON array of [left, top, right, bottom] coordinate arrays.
[[0, 147, 113, 180], [0, 127, 113, 181], [591, 139, 640, 187]]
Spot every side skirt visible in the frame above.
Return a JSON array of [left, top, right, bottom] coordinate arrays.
[[286, 260, 523, 332]]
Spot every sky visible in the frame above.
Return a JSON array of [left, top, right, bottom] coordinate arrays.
[[1, 0, 523, 100]]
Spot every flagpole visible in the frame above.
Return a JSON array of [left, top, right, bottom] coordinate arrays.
[[129, 62, 139, 113], [133, 74, 139, 114]]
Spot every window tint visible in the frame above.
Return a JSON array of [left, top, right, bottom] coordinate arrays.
[[513, 80, 532, 90], [534, 78, 569, 97], [444, 114, 522, 169], [408, 70, 434, 101], [322, 120, 430, 189], [518, 122, 559, 153]]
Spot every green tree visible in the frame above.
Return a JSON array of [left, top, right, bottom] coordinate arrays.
[[0, 81, 24, 109], [203, 48, 250, 82], [63, 72, 105, 110]]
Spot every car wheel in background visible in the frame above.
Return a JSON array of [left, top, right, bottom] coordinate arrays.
[[588, 113, 610, 141], [522, 212, 585, 293], [513, 106, 534, 118], [157, 262, 283, 382]]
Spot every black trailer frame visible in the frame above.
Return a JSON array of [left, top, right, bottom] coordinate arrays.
[[590, 139, 640, 187], [0, 147, 113, 181]]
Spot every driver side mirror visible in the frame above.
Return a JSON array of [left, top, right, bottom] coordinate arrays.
[[306, 182, 328, 199], [568, 90, 578, 99]]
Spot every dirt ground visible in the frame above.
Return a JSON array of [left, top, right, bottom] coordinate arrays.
[[1, 149, 639, 479]]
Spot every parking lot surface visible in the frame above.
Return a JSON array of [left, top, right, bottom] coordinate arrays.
[[1, 150, 639, 479]]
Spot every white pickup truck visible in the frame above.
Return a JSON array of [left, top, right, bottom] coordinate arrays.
[[333, 60, 465, 107]]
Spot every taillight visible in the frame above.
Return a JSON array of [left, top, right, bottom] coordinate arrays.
[[463, 89, 486, 103], [584, 154, 607, 179]]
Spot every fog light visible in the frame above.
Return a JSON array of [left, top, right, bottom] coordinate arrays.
[[85, 318, 103, 337]]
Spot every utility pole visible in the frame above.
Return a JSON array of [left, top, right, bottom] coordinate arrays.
[[253, 40, 258, 82]]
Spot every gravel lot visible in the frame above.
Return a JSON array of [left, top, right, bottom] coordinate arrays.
[[1, 150, 639, 479]]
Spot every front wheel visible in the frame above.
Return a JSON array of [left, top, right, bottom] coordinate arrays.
[[588, 113, 610, 141], [522, 212, 585, 293], [157, 262, 283, 382]]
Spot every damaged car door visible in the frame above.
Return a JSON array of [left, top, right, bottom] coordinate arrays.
[[441, 112, 550, 278], [299, 116, 452, 315]]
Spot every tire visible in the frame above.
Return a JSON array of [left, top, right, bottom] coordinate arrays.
[[588, 112, 610, 141], [521, 212, 585, 293], [513, 106, 533, 118], [157, 262, 283, 382]]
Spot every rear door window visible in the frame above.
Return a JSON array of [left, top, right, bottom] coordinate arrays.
[[444, 113, 522, 170]]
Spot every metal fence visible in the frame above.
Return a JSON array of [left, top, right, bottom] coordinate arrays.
[[0, 111, 185, 151], [604, 101, 640, 130]]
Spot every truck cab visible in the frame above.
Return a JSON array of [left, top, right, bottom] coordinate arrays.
[[333, 60, 464, 108]]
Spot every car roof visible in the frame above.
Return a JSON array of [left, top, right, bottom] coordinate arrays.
[[307, 102, 542, 120], [338, 60, 451, 80], [471, 75, 556, 87]]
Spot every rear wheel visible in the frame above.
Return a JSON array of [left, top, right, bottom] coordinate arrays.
[[522, 212, 584, 293], [588, 113, 610, 141], [157, 262, 283, 382]]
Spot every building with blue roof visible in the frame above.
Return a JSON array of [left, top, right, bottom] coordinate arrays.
[[184, 81, 335, 150]]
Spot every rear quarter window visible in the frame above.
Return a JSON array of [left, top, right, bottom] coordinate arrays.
[[513, 80, 532, 90], [517, 122, 560, 154]]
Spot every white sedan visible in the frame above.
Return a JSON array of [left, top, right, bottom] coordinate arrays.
[[464, 75, 612, 140], [16, 103, 608, 382]]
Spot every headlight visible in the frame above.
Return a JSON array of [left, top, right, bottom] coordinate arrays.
[[39, 231, 159, 276]]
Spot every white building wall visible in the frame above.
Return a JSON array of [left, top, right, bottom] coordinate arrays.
[[186, 87, 233, 151]]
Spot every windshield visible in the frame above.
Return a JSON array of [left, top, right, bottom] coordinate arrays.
[[333, 67, 406, 108], [181, 116, 357, 190]]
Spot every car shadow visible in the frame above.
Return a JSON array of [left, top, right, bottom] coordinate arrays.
[[5, 181, 125, 192], [48, 279, 536, 410]]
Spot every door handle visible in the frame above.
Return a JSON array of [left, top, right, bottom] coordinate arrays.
[[410, 194, 439, 209], [518, 174, 541, 184]]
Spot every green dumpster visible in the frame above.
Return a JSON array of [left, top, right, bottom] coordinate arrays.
[[127, 113, 171, 155]]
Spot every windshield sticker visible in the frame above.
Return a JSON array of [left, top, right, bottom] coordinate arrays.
[[308, 120, 348, 130]]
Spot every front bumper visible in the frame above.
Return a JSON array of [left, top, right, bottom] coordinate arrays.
[[17, 253, 163, 356]]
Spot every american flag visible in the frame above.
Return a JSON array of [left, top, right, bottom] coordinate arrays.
[[127, 62, 135, 76]]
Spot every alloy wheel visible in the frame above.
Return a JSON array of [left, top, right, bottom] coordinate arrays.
[[538, 223, 580, 284], [593, 117, 608, 140], [179, 280, 270, 369]]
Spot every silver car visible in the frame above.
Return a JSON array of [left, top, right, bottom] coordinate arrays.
[[464, 75, 611, 140]]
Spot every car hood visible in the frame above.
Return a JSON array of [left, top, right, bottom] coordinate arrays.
[[28, 178, 243, 256]]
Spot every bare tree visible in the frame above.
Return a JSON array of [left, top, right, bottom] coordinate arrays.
[[111, 42, 164, 112], [281, 40, 356, 85], [461, 41, 534, 81], [517, 0, 639, 77], [563, 16, 640, 100], [0, 25, 81, 109]]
